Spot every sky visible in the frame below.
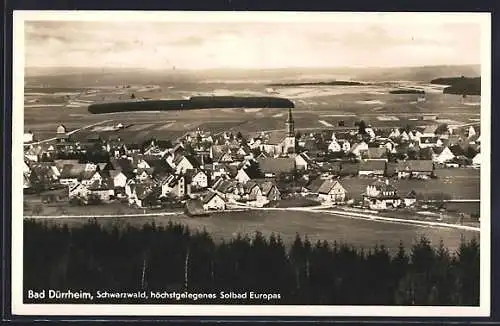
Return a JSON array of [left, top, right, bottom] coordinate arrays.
[[23, 17, 483, 70]]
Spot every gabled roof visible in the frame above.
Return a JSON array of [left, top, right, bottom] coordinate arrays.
[[405, 190, 417, 199], [318, 179, 344, 195], [258, 181, 278, 196], [306, 178, 326, 193], [60, 163, 86, 178], [366, 147, 388, 159], [359, 160, 386, 171], [110, 158, 134, 172], [257, 157, 295, 174], [240, 160, 264, 179], [203, 191, 224, 204], [369, 180, 398, 193]]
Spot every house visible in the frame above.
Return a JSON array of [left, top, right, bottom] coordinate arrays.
[[174, 155, 201, 174], [317, 179, 347, 203], [243, 181, 268, 206], [235, 160, 263, 183], [328, 139, 342, 152], [56, 124, 67, 134], [81, 170, 103, 186], [403, 190, 417, 207], [88, 179, 115, 202], [59, 163, 86, 186], [160, 174, 189, 199], [350, 141, 369, 157], [363, 180, 401, 210], [109, 170, 129, 194], [202, 191, 226, 210], [259, 181, 281, 201], [24, 131, 34, 143], [433, 147, 455, 164], [186, 169, 209, 189], [395, 160, 434, 179], [257, 157, 295, 178], [212, 179, 244, 202], [340, 162, 360, 176], [419, 136, 442, 149], [472, 153, 481, 167], [295, 153, 313, 170], [364, 147, 388, 161], [69, 183, 90, 199], [128, 183, 159, 208], [358, 161, 386, 177]]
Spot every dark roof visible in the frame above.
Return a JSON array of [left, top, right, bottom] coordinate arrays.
[[366, 147, 388, 159], [240, 160, 264, 179], [359, 160, 386, 171], [110, 158, 134, 172], [318, 179, 344, 195], [340, 162, 360, 175], [369, 180, 397, 193], [405, 190, 417, 199], [257, 158, 295, 174], [306, 178, 326, 193], [396, 160, 434, 172], [202, 191, 224, 204]]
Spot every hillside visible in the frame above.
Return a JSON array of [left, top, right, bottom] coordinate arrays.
[[430, 76, 481, 96]]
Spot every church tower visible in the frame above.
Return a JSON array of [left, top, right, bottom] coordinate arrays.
[[283, 107, 296, 155]]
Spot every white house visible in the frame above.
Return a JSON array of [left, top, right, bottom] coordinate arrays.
[[235, 168, 251, 184], [363, 180, 401, 210], [472, 153, 481, 167], [202, 191, 226, 210], [350, 141, 369, 157], [468, 126, 476, 137], [295, 153, 311, 170], [23, 131, 34, 143], [110, 170, 128, 188], [317, 179, 347, 203], [190, 170, 209, 189], [69, 183, 90, 199], [433, 147, 455, 164], [81, 171, 103, 186], [174, 156, 199, 174], [328, 140, 342, 152]]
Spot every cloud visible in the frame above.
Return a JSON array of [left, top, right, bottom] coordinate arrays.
[[24, 20, 482, 69]]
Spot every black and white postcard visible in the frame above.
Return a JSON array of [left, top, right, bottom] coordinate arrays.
[[11, 11, 491, 317]]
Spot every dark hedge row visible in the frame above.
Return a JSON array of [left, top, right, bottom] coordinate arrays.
[[88, 96, 294, 114], [24, 219, 479, 305]]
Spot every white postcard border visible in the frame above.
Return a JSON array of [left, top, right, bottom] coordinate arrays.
[[11, 10, 492, 317]]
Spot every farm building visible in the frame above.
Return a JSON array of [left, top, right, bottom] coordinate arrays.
[[363, 180, 401, 210], [317, 179, 347, 203], [202, 191, 226, 210], [393, 160, 434, 179]]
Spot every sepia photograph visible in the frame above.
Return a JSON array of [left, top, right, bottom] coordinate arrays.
[[11, 11, 491, 317]]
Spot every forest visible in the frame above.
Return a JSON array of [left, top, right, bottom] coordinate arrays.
[[430, 76, 481, 96], [24, 219, 480, 305], [88, 96, 295, 114]]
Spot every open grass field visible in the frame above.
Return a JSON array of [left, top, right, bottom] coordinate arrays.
[[30, 209, 478, 254], [23, 69, 481, 143]]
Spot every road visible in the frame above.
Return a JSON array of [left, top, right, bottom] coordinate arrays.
[[227, 203, 480, 232], [25, 120, 113, 146]]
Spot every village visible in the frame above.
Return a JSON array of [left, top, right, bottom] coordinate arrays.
[[22, 108, 481, 220]]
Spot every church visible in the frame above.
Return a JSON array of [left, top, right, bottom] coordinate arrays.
[[250, 107, 297, 157]]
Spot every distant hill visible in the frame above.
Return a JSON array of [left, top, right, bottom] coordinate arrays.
[[350, 65, 480, 82], [25, 64, 481, 86], [430, 76, 481, 96]]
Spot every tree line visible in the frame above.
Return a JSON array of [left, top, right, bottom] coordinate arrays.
[[24, 219, 479, 305]]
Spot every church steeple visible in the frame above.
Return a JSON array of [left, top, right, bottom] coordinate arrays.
[[286, 107, 295, 137]]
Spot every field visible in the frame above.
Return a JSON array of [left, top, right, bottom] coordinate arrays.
[[31, 209, 478, 254], [23, 69, 481, 144]]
